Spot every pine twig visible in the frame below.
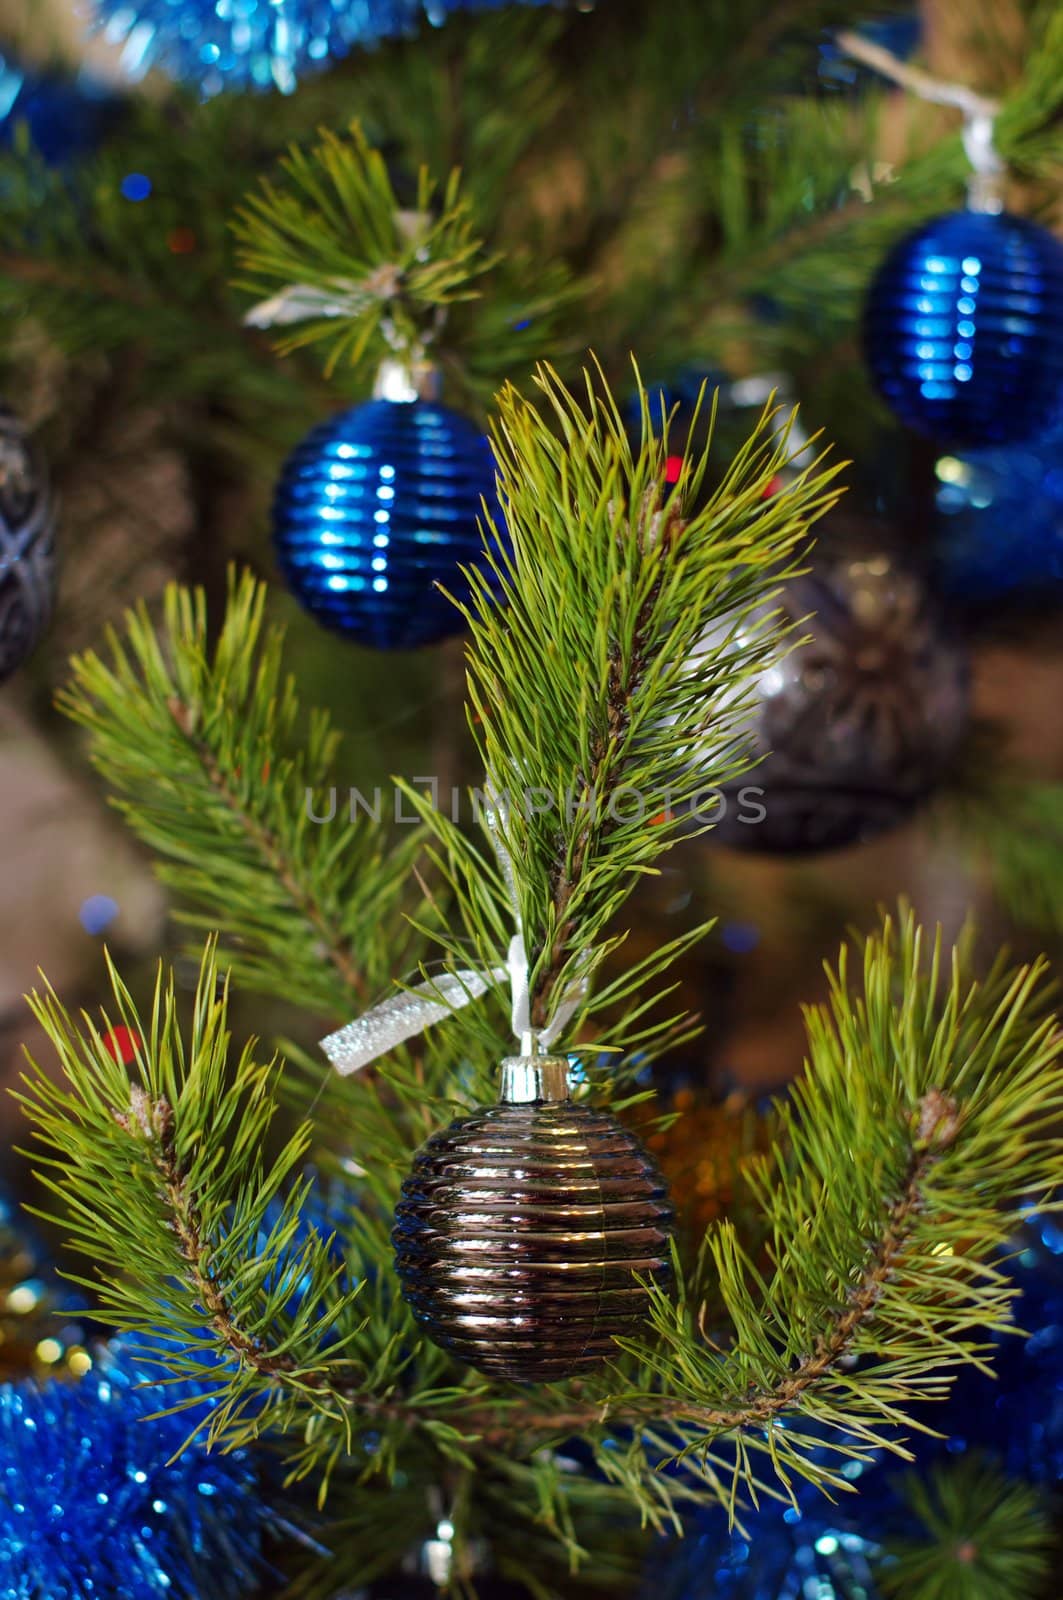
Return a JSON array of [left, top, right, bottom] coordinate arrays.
[[165, 694, 366, 1003], [405, 361, 843, 1048], [60, 571, 421, 1020]]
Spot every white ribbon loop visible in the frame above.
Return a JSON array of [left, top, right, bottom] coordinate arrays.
[[244, 210, 433, 332], [243, 279, 386, 329], [320, 784, 591, 1075], [321, 966, 504, 1077]]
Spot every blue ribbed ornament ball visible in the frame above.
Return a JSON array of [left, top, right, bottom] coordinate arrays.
[[0, 56, 119, 165], [864, 210, 1063, 449], [273, 397, 501, 650], [933, 412, 1063, 604]]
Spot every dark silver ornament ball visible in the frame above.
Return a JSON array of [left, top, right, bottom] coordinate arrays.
[[0, 405, 55, 685], [393, 1055, 673, 1382], [709, 544, 969, 854]]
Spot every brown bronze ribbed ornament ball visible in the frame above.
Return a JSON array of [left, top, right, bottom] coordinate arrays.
[[392, 1055, 674, 1382]]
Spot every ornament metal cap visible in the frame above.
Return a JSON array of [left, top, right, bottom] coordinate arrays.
[[498, 1042, 571, 1104], [372, 354, 442, 403]]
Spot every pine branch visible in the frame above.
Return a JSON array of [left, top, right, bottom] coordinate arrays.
[[627, 10, 1063, 362], [59, 570, 422, 1020], [18, 910, 1063, 1532], [15, 944, 382, 1454], [233, 121, 493, 376], [403, 361, 843, 1046]]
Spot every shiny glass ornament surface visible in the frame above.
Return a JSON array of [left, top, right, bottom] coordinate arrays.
[[864, 210, 1063, 449], [709, 548, 968, 854], [273, 397, 500, 651], [0, 405, 55, 685], [92, 0, 553, 97], [393, 1056, 673, 1381]]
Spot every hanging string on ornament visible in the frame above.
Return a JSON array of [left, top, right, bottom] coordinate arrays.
[[90, 0, 558, 99], [817, 16, 922, 96], [321, 794, 674, 1383], [843, 28, 1063, 450], [0, 404, 57, 686]]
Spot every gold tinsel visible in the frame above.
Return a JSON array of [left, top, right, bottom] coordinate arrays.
[[629, 1089, 776, 1239], [0, 1194, 92, 1383]]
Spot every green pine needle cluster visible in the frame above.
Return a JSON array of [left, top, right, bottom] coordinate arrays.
[[233, 122, 500, 376], [4, 4, 1063, 1587], [4, 2, 1061, 416], [877, 1455, 1054, 1600], [57, 570, 506, 1205], [402, 362, 843, 1049], [15, 909, 1063, 1535], [18, 944, 386, 1473], [624, 915, 1063, 1514], [60, 572, 420, 1020]]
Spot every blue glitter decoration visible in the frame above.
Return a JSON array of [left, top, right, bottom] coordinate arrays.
[[0, 56, 118, 165], [92, 0, 555, 98], [933, 413, 1063, 605], [926, 1211, 1063, 1486], [864, 209, 1063, 449], [0, 1342, 266, 1599], [273, 397, 502, 651]]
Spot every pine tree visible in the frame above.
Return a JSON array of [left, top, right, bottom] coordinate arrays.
[[2, 2, 1063, 1595]]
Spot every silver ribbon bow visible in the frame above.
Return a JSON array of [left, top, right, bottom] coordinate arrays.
[[243, 272, 399, 329], [320, 793, 588, 1075], [244, 210, 432, 331]]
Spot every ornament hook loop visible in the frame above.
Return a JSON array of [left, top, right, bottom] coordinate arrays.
[[962, 108, 1005, 214]]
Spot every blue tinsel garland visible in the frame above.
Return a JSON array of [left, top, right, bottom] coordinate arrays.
[[91, 0, 559, 98], [0, 1342, 268, 1600]]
